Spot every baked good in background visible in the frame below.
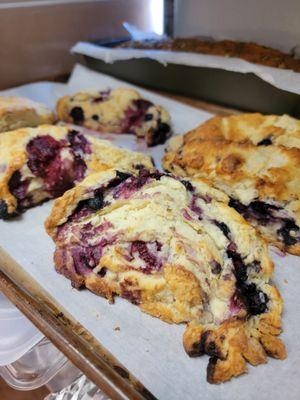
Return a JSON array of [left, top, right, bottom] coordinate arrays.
[[0, 96, 55, 133], [163, 114, 300, 255], [0, 125, 153, 219], [46, 167, 285, 384], [119, 38, 300, 72], [56, 88, 172, 147]]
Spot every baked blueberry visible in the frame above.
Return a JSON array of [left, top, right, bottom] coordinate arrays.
[[70, 107, 84, 124], [0, 200, 9, 219]]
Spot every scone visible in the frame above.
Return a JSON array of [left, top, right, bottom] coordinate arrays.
[[46, 168, 285, 384], [56, 88, 171, 147], [163, 117, 300, 255], [0, 96, 54, 132], [0, 125, 153, 219], [185, 113, 300, 149]]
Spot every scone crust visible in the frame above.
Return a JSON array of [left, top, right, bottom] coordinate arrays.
[[163, 115, 300, 255], [0, 96, 55, 132], [46, 168, 285, 384]]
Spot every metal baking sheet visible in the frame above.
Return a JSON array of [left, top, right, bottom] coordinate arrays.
[[0, 64, 299, 400]]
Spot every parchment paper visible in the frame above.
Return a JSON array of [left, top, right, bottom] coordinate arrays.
[[72, 41, 300, 96], [0, 65, 299, 400]]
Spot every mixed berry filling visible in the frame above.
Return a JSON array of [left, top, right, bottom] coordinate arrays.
[[229, 198, 300, 247], [26, 133, 89, 196], [4, 131, 91, 216], [227, 243, 268, 315], [122, 99, 171, 146], [129, 240, 163, 274], [112, 169, 163, 200], [122, 99, 153, 132]]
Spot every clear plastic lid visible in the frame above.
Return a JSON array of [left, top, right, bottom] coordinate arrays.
[[0, 292, 81, 392], [0, 337, 70, 391], [0, 292, 43, 366]]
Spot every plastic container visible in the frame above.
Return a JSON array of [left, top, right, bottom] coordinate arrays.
[[0, 292, 81, 392], [0, 292, 43, 366]]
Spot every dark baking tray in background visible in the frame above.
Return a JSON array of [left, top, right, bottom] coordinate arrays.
[[84, 38, 300, 117]]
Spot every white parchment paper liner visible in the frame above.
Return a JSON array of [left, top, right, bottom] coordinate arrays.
[[72, 41, 300, 96]]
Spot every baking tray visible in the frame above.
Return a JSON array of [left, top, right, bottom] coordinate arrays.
[[84, 38, 300, 116], [0, 65, 299, 400]]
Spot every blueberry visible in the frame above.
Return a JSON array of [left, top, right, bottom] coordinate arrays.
[[116, 171, 132, 181], [70, 107, 84, 124], [215, 221, 231, 239], [0, 200, 9, 219], [158, 122, 170, 133], [227, 246, 247, 282], [98, 267, 107, 277], [87, 193, 104, 210], [92, 114, 99, 121], [257, 138, 272, 146], [239, 283, 268, 315], [181, 179, 194, 192], [229, 197, 247, 214], [277, 219, 299, 246], [144, 113, 153, 121], [148, 122, 171, 146]]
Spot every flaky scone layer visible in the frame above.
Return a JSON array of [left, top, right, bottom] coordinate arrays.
[[56, 88, 171, 146], [0, 125, 153, 218], [46, 168, 285, 384], [0, 96, 55, 133], [163, 116, 300, 255]]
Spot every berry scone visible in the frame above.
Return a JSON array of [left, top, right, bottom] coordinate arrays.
[[185, 113, 300, 149], [45, 168, 285, 384], [0, 96, 54, 133], [56, 88, 171, 147], [163, 125, 300, 255], [0, 125, 153, 219]]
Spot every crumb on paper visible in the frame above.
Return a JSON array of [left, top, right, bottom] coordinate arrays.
[[283, 279, 288, 284], [114, 326, 121, 331]]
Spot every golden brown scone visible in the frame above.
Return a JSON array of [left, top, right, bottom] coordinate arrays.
[[163, 116, 300, 256], [46, 168, 285, 384], [56, 88, 171, 147], [0, 125, 153, 219], [185, 113, 300, 149], [0, 96, 55, 132]]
